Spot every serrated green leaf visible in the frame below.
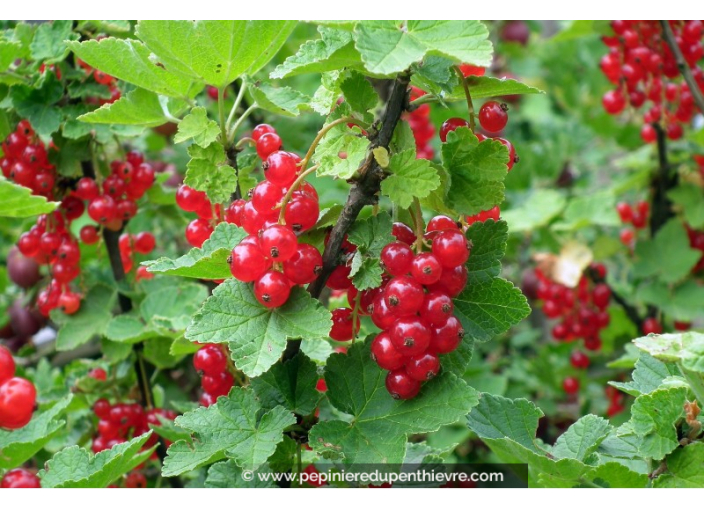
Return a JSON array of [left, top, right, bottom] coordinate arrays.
[[633, 332, 704, 373], [444, 75, 544, 102], [340, 71, 378, 113], [39, 433, 155, 488], [248, 80, 309, 117], [67, 38, 195, 98], [186, 280, 332, 378], [350, 255, 384, 291], [8, 73, 63, 137], [633, 220, 701, 284], [630, 386, 688, 460], [310, 71, 343, 116], [653, 442, 704, 487], [29, 20, 77, 64], [206, 460, 277, 488], [551, 415, 612, 461], [271, 27, 361, 79], [314, 106, 368, 179], [609, 352, 681, 397], [354, 21, 492, 76], [553, 191, 620, 231], [637, 280, 704, 323], [174, 106, 220, 147], [78, 88, 187, 127], [668, 184, 704, 230], [380, 149, 440, 209], [347, 212, 395, 291], [500, 189, 566, 233], [163, 388, 296, 476], [144, 222, 246, 280], [0, 179, 58, 217], [184, 142, 237, 204], [0, 41, 22, 73], [453, 278, 530, 343], [309, 340, 478, 470], [0, 396, 72, 469], [251, 353, 320, 416], [588, 462, 649, 488], [441, 127, 508, 216], [464, 219, 508, 284], [51, 284, 116, 351], [135, 21, 296, 87]]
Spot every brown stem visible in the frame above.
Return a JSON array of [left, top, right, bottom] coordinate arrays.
[[660, 21, 704, 115], [282, 71, 411, 361], [226, 145, 241, 201], [649, 123, 677, 236]]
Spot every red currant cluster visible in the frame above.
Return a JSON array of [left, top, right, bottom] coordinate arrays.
[[535, 264, 611, 353], [91, 397, 176, 454], [0, 345, 37, 430], [600, 20, 704, 143], [1, 468, 41, 488], [406, 87, 435, 160], [118, 232, 157, 281], [225, 125, 322, 308], [1, 120, 56, 198], [686, 225, 704, 273], [193, 344, 234, 407], [77, 58, 121, 106], [615, 200, 650, 246], [365, 217, 470, 400], [175, 185, 220, 248]]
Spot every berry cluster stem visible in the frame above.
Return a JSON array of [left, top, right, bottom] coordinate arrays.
[[453, 65, 476, 131], [410, 197, 425, 253], [277, 165, 319, 224], [660, 21, 704, 114]]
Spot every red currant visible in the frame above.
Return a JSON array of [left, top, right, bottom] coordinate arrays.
[[389, 317, 431, 357], [478, 101, 509, 133], [193, 345, 227, 376], [385, 370, 421, 400], [371, 332, 405, 370], [380, 242, 413, 276], [254, 271, 291, 308], [405, 352, 440, 381]]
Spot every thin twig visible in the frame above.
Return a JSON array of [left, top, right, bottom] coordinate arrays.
[[453, 65, 476, 131], [660, 21, 704, 114]]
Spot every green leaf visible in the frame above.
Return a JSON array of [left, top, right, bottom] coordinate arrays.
[[185, 142, 237, 204], [0, 396, 72, 469], [29, 20, 78, 64], [347, 212, 395, 291], [186, 280, 332, 378], [653, 442, 704, 488], [630, 386, 688, 460], [206, 460, 277, 488], [340, 71, 378, 113], [0, 41, 22, 73], [441, 127, 508, 216], [637, 280, 704, 323], [135, 21, 297, 87], [553, 192, 620, 231], [354, 21, 492, 76], [174, 106, 220, 147], [588, 462, 649, 488], [465, 219, 508, 284], [550, 415, 612, 461], [163, 388, 296, 476], [0, 179, 58, 217], [668, 184, 704, 230], [271, 27, 361, 79], [8, 73, 63, 137], [143, 222, 246, 280], [314, 107, 369, 179], [248, 80, 309, 117], [443, 75, 544, 102], [251, 353, 320, 416], [380, 149, 440, 209], [609, 352, 681, 397], [67, 38, 195, 98], [453, 278, 530, 343], [500, 190, 566, 232], [39, 433, 155, 488], [309, 71, 343, 116], [633, 331, 704, 373], [633, 220, 701, 284], [309, 340, 478, 469], [51, 284, 117, 351], [78, 88, 187, 127]]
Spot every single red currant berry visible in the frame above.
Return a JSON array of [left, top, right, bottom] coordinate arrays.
[[562, 377, 580, 394], [326, 264, 352, 290], [615, 202, 633, 223], [674, 321, 691, 331], [93, 398, 111, 420], [385, 370, 421, 400], [1, 468, 41, 488], [229, 239, 271, 282], [39, 231, 62, 257], [256, 132, 283, 160], [202, 371, 234, 396], [282, 244, 322, 285], [642, 317, 662, 335], [254, 271, 292, 308], [371, 332, 405, 370], [370, 294, 396, 330], [61, 195, 85, 220], [439, 118, 470, 142], [0, 376, 37, 429], [252, 124, 276, 141], [389, 317, 431, 357], [478, 101, 509, 133], [329, 308, 360, 342], [620, 228, 635, 246], [193, 345, 227, 376], [406, 352, 441, 381], [380, 242, 413, 276], [411, 253, 443, 285], [284, 193, 319, 233], [592, 283, 611, 309], [52, 261, 80, 284], [251, 180, 286, 215], [384, 276, 425, 316], [429, 316, 464, 354], [570, 350, 590, 369], [428, 264, 467, 297], [80, 225, 100, 245], [496, 137, 517, 171], [641, 124, 657, 143], [241, 201, 273, 235], [133, 232, 156, 254], [185, 219, 214, 248], [392, 222, 416, 245], [125, 472, 147, 489], [432, 230, 470, 268], [0, 345, 15, 385], [260, 224, 298, 261], [264, 151, 299, 187], [59, 292, 81, 315], [426, 215, 460, 233], [175, 185, 208, 213], [420, 291, 453, 326], [602, 90, 626, 114], [88, 195, 117, 225]]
